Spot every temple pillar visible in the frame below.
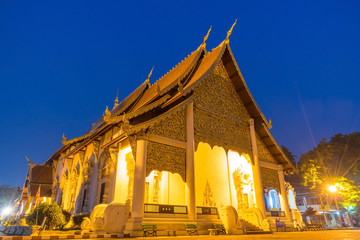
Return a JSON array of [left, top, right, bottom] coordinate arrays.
[[88, 154, 99, 210], [277, 165, 292, 220], [74, 151, 85, 213], [249, 118, 266, 216], [186, 102, 196, 219], [131, 139, 147, 219], [108, 148, 119, 203]]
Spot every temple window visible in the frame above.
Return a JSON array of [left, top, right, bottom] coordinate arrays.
[[296, 198, 304, 206], [58, 190, 63, 206], [288, 189, 297, 209], [306, 196, 320, 205], [81, 185, 87, 211], [99, 182, 106, 203], [266, 189, 281, 210]]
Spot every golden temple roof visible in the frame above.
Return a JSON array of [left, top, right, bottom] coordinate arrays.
[[50, 27, 295, 172]]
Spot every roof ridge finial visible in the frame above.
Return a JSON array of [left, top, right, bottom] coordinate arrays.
[[113, 89, 119, 108], [225, 19, 237, 44], [103, 106, 112, 122], [202, 26, 212, 48], [62, 133, 67, 145], [145, 66, 154, 83]]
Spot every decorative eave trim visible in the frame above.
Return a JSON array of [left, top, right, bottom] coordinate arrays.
[[153, 46, 205, 95], [259, 161, 280, 170], [111, 79, 151, 117], [182, 42, 227, 95], [224, 44, 271, 129], [222, 43, 295, 172], [126, 94, 171, 119], [124, 96, 193, 135], [259, 122, 296, 171]]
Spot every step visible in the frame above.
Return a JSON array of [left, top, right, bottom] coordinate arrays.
[[245, 230, 272, 235]]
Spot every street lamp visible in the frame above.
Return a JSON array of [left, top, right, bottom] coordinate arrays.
[[327, 184, 343, 228], [1, 207, 12, 219], [328, 185, 337, 193]]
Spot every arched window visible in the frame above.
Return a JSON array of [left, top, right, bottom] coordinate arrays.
[[288, 189, 297, 209], [267, 189, 281, 210]]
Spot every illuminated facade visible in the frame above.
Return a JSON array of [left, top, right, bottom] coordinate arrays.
[[23, 26, 301, 235]]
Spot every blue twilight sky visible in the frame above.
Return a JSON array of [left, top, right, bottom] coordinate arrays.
[[0, 1, 359, 187]]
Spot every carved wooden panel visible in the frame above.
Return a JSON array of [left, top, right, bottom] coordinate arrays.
[[256, 135, 277, 164], [146, 141, 186, 181], [260, 167, 280, 190], [193, 60, 251, 155], [147, 109, 186, 142]]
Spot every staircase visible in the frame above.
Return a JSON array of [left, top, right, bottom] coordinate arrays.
[[242, 220, 272, 234]]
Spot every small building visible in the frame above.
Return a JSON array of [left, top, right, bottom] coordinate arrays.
[[295, 188, 352, 228], [21, 26, 301, 235], [18, 163, 53, 216]]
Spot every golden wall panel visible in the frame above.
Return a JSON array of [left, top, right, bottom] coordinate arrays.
[[147, 141, 186, 181], [193, 60, 251, 155], [260, 167, 280, 190], [256, 135, 277, 164], [147, 109, 186, 142]]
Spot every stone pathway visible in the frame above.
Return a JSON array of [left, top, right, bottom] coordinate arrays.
[[120, 230, 360, 240]]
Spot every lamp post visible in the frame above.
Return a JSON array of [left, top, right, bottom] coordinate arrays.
[[328, 185, 343, 228]]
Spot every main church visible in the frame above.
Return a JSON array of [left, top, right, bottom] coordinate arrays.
[[19, 23, 302, 236]]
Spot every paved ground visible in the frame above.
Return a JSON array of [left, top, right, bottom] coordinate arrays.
[[124, 230, 360, 240]]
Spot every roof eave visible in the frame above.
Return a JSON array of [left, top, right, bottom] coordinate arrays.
[[222, 43, 295, 172]]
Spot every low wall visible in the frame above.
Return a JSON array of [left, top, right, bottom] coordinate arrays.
[[0, 225, 40, 236]]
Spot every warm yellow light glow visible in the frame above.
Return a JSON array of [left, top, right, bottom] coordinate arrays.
[[228, 150, 255, 209], [114, 146, 133, 203], [2, 207, 12, 216], [328, 185, 338, 193]]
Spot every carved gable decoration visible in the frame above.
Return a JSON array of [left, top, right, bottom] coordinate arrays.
[[193, 60, 251, 155], [260, 167, 280, 190], [256, 135, 277, 164], [146, 141, 186, 181], [147, 109, 186, 142]]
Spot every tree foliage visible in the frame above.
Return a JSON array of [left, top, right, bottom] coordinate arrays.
[[0, 185, 22, 211], [299, 133, 360, 186], [26, 203, 67, 229], [298, 132, 360, 216], [336, 177, 360, 212]]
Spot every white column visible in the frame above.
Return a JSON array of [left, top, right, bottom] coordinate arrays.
[[249, 118, 267, 216], [131, 140, 147, 219], [277, 165, 292, 220], [186, 102, 196, 219]]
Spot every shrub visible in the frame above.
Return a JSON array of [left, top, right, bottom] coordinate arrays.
[[62, 210, 72, 224], [26, 203, 66, 229], [72, 214, 90, 226]]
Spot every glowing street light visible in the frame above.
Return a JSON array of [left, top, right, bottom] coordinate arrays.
[[327, 184, 343, 228], [2, 207, 12, 216], [328, 185, 338, 193]]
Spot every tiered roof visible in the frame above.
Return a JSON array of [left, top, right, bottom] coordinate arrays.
[[49, 25, 295, 171]]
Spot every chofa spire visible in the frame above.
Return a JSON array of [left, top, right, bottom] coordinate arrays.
[[145, 67, 154, 83], [62, 133, 67, 144], [225, 19, 237, 44], [201, 26, 212, 48], [113, 89, 119, 109], [103, 106, 112, 122]]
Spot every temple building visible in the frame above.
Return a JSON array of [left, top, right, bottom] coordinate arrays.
[[19, 24, 303, 235]]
